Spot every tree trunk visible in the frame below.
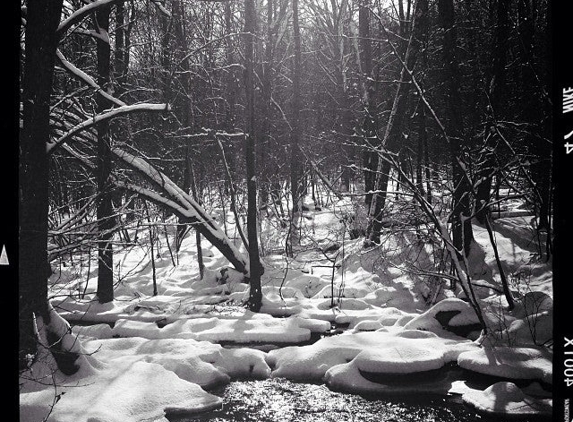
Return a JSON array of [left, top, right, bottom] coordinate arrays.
[[172, 0, 205, 274], [366, 0, 427, 243], [484, 214, 514, 310], [224, 1, 238, 192], [475, 0, 510, 224], [19, 0, 64, 368], [438, 0, 474, 257], [188, 155, 205, 280], [96, 5, 115, 304], [290, 0, 303, 213], [114, 2, 127, 86], [518, 0, 551, 239], [359, 0, 377, 208], [415, 102, 425, 198], [244, 0, 263, 311], [260, 0, 274, 206], [420, 102, 432, 203]]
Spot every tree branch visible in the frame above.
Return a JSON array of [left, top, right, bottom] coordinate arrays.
[[47, 103, 170, 153], [57, 0, 125, 38], [56, 49, 126, 108]]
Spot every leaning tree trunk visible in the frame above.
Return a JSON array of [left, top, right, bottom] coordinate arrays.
[[19, 0, 65, 368], [244, 0, 263, 311], [108, 147, 250, 274], [95, 5, 115, 303]]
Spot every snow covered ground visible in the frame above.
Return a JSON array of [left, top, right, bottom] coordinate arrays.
[[20, 196, 553, 422]]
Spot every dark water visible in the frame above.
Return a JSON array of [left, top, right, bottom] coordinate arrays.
[[168, 378, 551, 422]]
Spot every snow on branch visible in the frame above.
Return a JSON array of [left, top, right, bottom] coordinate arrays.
[[112, 147, 223, 235], [180, 130, 246, 139], [112, 147, 249, 274], [47, 103, 170, 154], [113, 180, 196, 223], [300, 148, 343, 200], [57, 0, 125, 38], [150, 0, 171, 17], [112, 148, 204, 219], [60, 143, 249, 274], [56, 50, 127, 108]]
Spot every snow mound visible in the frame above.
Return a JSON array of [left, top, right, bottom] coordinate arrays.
[[376, 307, 411, 326], [268, 330, 477, 389], [457, 346, 552, 384], [113, 318, 164, 339], [72, 323, 114, 339], [324, 359, 462, 395], [81, 336, 271, 388], [168, 315, 316, 343], [352, 320, 383, 332], [54, 297, 165, 324], [111, 312, 330, 344], [504, 311, 553, 346], [352, 343, 447, 374], [403, 298, 483, 337], [462, 382, 552, 417], [20, 361, 222, 422]]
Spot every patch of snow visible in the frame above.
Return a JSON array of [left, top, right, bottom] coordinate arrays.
[[403, 298, 481, 335], [462, 382, 552, 417], [268, 330, 477, 388], [112, 312, 329, 344], [20, 361, 222, 422], [457, 346, 552, 384]]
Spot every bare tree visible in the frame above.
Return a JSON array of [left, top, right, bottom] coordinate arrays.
[[95, 4, 115, 304], [438, 0, 474, 257], [19, 0, 65, 369], [244, 0, 264, 311], [366, 0, 426, 244]]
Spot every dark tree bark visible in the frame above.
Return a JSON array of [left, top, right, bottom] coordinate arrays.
[[518, 0, 552, 241], [484, 214, 515, 310], [332, 0, 353, 193], [112, 1, 134, 243], [96, 5, 115, 304], [420, 102, 433, 204], [188, 158, 205, 280], [366, 0, 427, 244], [475, 0, 510, 224], [159, 2, 173, 104], [19, 0, 65, 368], [359, 0, 377, 207], [172, 0, 205, 275], [259, 0, 274, 206], [415, 102, 426, 198], [290, 0, 303, 213], [438, 0, 474, 257], [223, 1, 238, 190], [244, 0, 263, 311], [114, 2, 127, 86], [540, 0, 553, 257], [414, 20, 431, 202]]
